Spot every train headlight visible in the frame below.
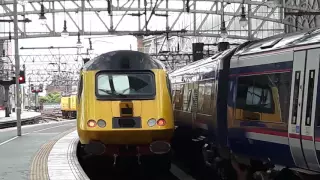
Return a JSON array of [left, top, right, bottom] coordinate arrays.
[[157, 118, 166, 126], [97, 119, 106, 128], [147, 118, 156, 127], [87, 120, 96, 127]]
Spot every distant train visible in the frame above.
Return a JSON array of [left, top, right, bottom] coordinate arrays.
[[60, 95, 77, 119], [77, 50, 174, 171], [170, 28, 320, 179]]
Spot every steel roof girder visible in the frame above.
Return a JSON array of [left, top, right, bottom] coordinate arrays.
[[0, 0, 318, 13], [0, 7, 295, 27]]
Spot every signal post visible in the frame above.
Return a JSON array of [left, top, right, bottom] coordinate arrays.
[[0, 68, 26, 117], [30, 84, 43, 111]]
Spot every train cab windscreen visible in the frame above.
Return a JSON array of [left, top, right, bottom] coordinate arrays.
[[95, 71, 156, 99]]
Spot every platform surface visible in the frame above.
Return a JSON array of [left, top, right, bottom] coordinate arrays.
[[47, 130, 89, 180], [0, 111, 41, 123], [0, 120, 76, 180]]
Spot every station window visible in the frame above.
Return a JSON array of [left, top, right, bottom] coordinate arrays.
[[236, 71, 292, 123]]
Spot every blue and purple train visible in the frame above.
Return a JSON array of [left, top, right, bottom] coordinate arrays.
[[169, 28, 320, 179]]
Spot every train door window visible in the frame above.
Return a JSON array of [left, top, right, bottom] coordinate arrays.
[[305, 70, 315, 126], [291, 71, 301, 124]]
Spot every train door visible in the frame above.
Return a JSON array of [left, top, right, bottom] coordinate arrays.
[[288, 49, 320, 171]]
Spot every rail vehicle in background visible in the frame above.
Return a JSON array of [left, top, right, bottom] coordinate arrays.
[[170, 28, 320, 180], [60, 94, 77, 119], [77, 50, 174, 171]]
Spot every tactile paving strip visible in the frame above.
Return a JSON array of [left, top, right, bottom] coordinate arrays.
[[29, 127, 76, 180], [47, 130, 90, 180]]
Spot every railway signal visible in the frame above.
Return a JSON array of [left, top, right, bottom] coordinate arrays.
[[18, 70, 26, 84]]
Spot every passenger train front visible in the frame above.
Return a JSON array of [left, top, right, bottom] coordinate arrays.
[[170, 29, 320, 179], [77, 50, 174, 171]]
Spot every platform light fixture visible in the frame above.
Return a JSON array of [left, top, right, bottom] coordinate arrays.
[[18, 0, 28, 6], [239, 5, 248, 28], [220, 21, 228, 39], [76, 32, 82, 47], [61, 20, 69, 38], [266, 0, 278, 8], [39, 4, 47, 25]]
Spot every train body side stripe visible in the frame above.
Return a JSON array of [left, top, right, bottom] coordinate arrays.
[[246, 132, 289, 145], [244, 129, 320, 150]]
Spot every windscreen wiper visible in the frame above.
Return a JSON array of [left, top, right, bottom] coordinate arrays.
[[98, 89, 127, 97]]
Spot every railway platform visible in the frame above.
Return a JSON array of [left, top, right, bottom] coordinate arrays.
[[0, 111, 41, 127], [0, 120, 76, 180]]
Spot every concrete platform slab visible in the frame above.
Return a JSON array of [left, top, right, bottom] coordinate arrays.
[[0, 111, 41, 124], [47, 131, 89, 180], [0, 120, 76, 180]]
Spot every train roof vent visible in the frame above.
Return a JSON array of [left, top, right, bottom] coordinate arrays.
[[260, 38, 283, 49]]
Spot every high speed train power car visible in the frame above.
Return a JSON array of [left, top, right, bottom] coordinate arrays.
[[170, 28, 320, 179], [60, 94, 77, 119], [77, 50, 174, 171]]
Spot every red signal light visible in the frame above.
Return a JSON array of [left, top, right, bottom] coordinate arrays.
[[157, 118, 166, 126], [18, 70, 26, 84]]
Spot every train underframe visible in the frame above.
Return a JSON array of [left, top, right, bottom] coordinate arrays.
[[78, 140, 172, 171], [172, 125, 320, 180], [61, 110, 77, 119]]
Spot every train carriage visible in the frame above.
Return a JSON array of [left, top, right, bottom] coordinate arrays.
[[77, 50, 174, 170], [170, 28, 320, 179]]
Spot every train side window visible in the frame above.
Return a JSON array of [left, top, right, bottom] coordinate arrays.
[[275, 72, 292, 123], [236, 72, 292, 122], [246, 86, 272, 108], [236, 75, 274, 114]]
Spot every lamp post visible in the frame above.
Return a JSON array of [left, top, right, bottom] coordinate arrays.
[[13, 0, 22, 136]]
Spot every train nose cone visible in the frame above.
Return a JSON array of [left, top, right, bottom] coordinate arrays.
[[149, 141, 171, 154], [84, 141, 106, 155]]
